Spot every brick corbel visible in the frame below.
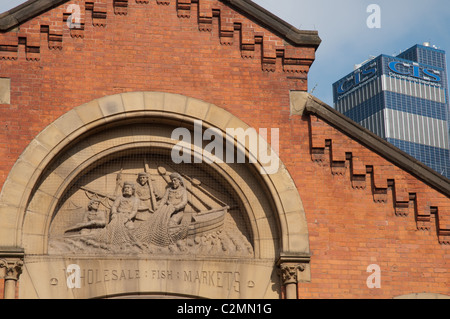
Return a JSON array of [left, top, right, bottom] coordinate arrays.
[[114, 0, 129, 15], [198, 1, 213, 31], [156, 0, 170, 5], [40, 25, 63, 50], [435, 207, 450, 244], [283, 47, 314, 74], [86, 2, 107, 27], [17, 35, 40, 61], [177, 0, 192, 18], [219, 10, 234, 44]]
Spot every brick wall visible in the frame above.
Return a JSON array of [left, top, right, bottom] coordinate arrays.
[[295, 114, 449, 298], [0, 0, 313, 189], [0, 0, 448, 299]]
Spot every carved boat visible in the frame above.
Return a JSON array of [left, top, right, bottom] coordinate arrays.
[[63, 206, 228, 241], [173, 207, 228, 238]]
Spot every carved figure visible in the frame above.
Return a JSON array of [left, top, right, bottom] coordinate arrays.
[[94, 182, 139, 245], [135, 172, 152, 211], [65, 199, 107, 235], [135, 173, 188, 246], [49, 163, 253, 257]]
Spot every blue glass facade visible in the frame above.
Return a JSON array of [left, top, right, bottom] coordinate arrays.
[[332, 44, 450, 179], [387, 138, 450, 176]]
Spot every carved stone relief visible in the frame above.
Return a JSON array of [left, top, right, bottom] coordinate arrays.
[[48, 153, 254, 257]]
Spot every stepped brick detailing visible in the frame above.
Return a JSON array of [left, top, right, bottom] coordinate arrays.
[[198, 0, 213, 31], [219, 9, 234, 44], [63, 13, 85, 38], [0, 0, 316, 74], [114, 0, 129, 15], [308, 114, 450, 245], [177, 0, 192, 18], [20, 35, 40, 61], [438, 213, 450, 244], [86, 1, 107, 26], [0, 34, 18, 60], [40, 26, 63, 50]]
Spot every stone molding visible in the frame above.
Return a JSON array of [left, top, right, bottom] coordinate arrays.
[[279, 264, 305, 285], [0, 248, 24, 299], [276, 254, 310, 299], [0, 248, 24, 281], [0, 258, 23, 281], [276, 253, 310, 285]]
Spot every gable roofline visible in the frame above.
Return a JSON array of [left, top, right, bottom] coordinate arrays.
[[0, 0, 321, 48], [221, 0, 321, 48], [293, 92, 450, 197], [0, 0, 66, 31]]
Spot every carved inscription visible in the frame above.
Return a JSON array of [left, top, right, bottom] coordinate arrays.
[[60, 266, 249, 292]]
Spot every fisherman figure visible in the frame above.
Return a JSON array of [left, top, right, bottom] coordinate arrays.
[[134, 173, 188, 246], [65, 199, 107, 235]]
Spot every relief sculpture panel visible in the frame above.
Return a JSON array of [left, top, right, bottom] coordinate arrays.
[[49, 154, 254, 257]]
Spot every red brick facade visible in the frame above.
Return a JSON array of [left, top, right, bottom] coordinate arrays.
[[0, 0, 448, 299], [0, 0, 314, 189], [296, 113, 449, 298]]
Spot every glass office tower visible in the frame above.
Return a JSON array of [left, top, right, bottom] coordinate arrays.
[[333, 43, 450, 179]]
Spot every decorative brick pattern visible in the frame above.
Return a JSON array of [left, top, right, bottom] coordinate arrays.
[[307, 114, 450, 245], [0, 0, 316, 73]]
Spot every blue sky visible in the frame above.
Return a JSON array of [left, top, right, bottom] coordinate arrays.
[[1, 0, 450, 106], [252, 0, 450, 105]]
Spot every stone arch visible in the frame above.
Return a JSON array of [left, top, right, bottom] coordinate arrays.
[[0, 92, 309, 298]]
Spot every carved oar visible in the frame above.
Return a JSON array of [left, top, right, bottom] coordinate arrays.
[[81, 186, 116, 201], [178, 173, 228, 208], [144, 158, 158, 211]]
